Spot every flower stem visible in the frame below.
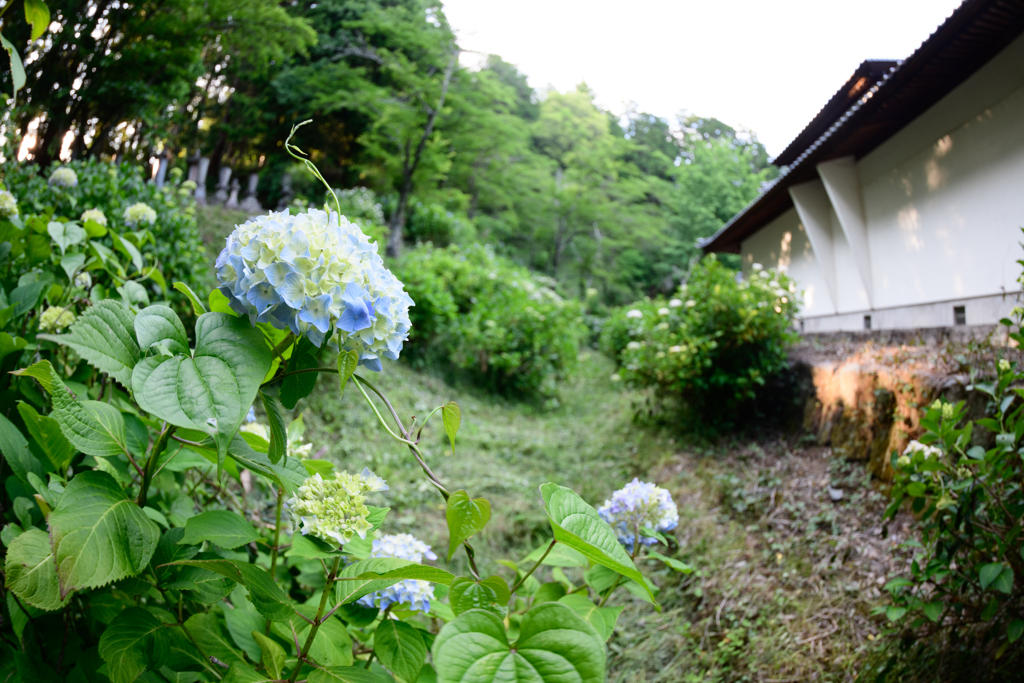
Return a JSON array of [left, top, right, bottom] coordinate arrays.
[[287, 555, 342, 683], [137, 423, 175, 507], [511, 540, 556, 594], [266, 485, 284, 635]]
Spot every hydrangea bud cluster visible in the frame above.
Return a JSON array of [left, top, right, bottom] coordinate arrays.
[[123, 203, 157, 227], [286, 470, 388, 546], [0, 190, 18, 219], [214, 208, 414, 363], [598, 478, 679, 553], [358, 533, 437, 613], [74, 272, 92, 290], [48, 167, 78, 188], [39, 306, 76, 332], [897, 439, 943, 468], [81, 208, 108, 227]]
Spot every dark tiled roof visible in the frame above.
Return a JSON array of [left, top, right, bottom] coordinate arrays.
[[701, 0, 1024, 254]]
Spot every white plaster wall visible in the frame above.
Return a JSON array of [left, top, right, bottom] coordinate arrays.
[[740, 208, 835, 317], [829, 205, 871, 312]]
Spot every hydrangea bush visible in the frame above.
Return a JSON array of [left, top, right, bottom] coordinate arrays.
[[601, 255, 800, 418], [0, 129, 674, 683]]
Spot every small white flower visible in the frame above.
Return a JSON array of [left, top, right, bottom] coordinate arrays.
[[0, 190, 18, 219], [626, 309, 643, 319], [685, 300, 696, 308], [903, 440, 942, 459], [668, 299, 682, 308], [626, 341, 642, 350], [657, 307, 670, 316], [999, 359, 1011, 373], [610, 373, 622, 382], [751, 263, 763, 271], [74, 272, 92, 289]]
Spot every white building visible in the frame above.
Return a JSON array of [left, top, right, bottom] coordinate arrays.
[[701, 0, 1024, 333]]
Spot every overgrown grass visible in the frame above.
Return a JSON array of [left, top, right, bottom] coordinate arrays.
[[287, 351, 907, 682]]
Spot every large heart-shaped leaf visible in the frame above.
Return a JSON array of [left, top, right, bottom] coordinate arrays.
[[132, 312, 272, 471], [4, 528, 69, 611], [48, 470, 160, 597], [38, 299, 139, 388], [374, 619, 426, 682], [558, 594, 622, 642], [47, 221, 86, 255], [432, 602, 605, 683], [135, 305, 189, 356], [539, 483, 654, 604], [446, 490, 491, 561], [450, 576, 510, 617], [178, 510, 260, 549]]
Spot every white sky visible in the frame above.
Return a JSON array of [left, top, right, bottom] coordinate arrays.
[[442, 0, 965, 157]]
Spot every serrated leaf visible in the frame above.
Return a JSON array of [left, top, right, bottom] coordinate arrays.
[[309, 667, 393, 683], [0, 33, 25, 101], [251, 631, 285, 679], [0, 413, 48, 484], [38, 299, 139, 388], [48, 470, 159, 597], [445, 490, 490, 561], [178, 510, 260, 549], [450, 576, 509, 616], [98, 607, 168, 683], [338, 349, 358, 395], [47, 221, 86, 255], [282, 340, 318, 409], [335, 558, 455, 606], [174, 281, 208, 315], [432, 602, 605, 683], [375, 619, 426, 682], [222, 662, 275, 683], [260, 390, 287, 464], [132, 312, 273, 474], [294, 607, 354, 667], [287, 533, 341, 560], [442, 402, 460, 456], [17, 401, 74, 471], [4, 528, 69, 611], [185, 611, 246, 668], [135, 305, 189, 355], [539, 482, 654, 605], [23, 0, 50, 41], [167, 559, 295, 621], [14, 361, 128, 457]]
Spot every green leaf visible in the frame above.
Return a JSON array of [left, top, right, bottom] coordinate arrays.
[[16, 402, 73, 471], [445, 490, 491, 561], [338, 349, 358, 395], [993, 566, 1014, 594], [260, 390, 287, 464], [922, 601, 943, 623], [222, 663, 275, 683], [248, 633, 283, 679], [47, 221, 86, 255], [209, 288, 239, 316], [1, 33, 26, 101], [558, 594, 622, 641], [539, 482, 654, 605], [98, 607, 168, 683], [167, 560, 295, 621], [4, 528, 69, 611], [442, 401, 461, 456], [14, 361, 128, 457], [184, 611, 246, 668], [60, 252, 86, 282], [375, 619, 426, 682], [178, 510, 260, 549], [980, 562, 1007, 591], [287, 533, 341, 560], [83, 217, 107, 238], [112, 232, 144, 273], [132, 312, 273, 474], [886, 606, 907, 622], [282, 340, 318, 410], [38, 299, 139, 388], [295, 609, 354, 667], [10, 279, 46, 317], [23, 0, 50, 41], [0, 413, 47, 484], [309, 668, 394, 683], [432, 602, 605, 683], [647, 549, 692, 574], [174, 282, 208, 315], [135, 305, 189, 356], [335, 558, 455, 606], [1009, 619, 1024, 644], [0, 331, 27, 364], [450, 576, 510, 616], [48, 470, 160, 597]]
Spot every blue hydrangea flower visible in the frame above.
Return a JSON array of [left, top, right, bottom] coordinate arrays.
[[598, 478, 679, 553], [48, 167, 78, 188], [215, 208, 414, 367], [358, 533, 437, 613]]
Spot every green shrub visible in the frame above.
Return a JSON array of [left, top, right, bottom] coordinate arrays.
[[1, 158, 211, 302], [395, 244, 587, 399], [601, 255, 799, 416], [875, 348, 1024, 678]]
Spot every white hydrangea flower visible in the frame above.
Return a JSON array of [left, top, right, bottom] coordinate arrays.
[[123, 203, 157, 227], [668, 345, 683, 353], [358, 533, 438, 612], [685, 300, 696, 307], [999, 359, 1011, 373], [239, 422, 269, 440], [0, 190, 18, 219], [215, 208, 413, 365], [626, 341, 642, 350], [39, 306, 76, 332], [598, 478, 679, 552], [610, 373, 622, 381], [74, 272, 92, 289], [81, 208, 108, 227], [751, 263, 763, 271], [657, 307, 670, 316], [625, 309, 643, 319], [48, 166, 78, 188], [903, 440, 942, 459], [668, 299, 682, 308], [286, 469, 388, 547]]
